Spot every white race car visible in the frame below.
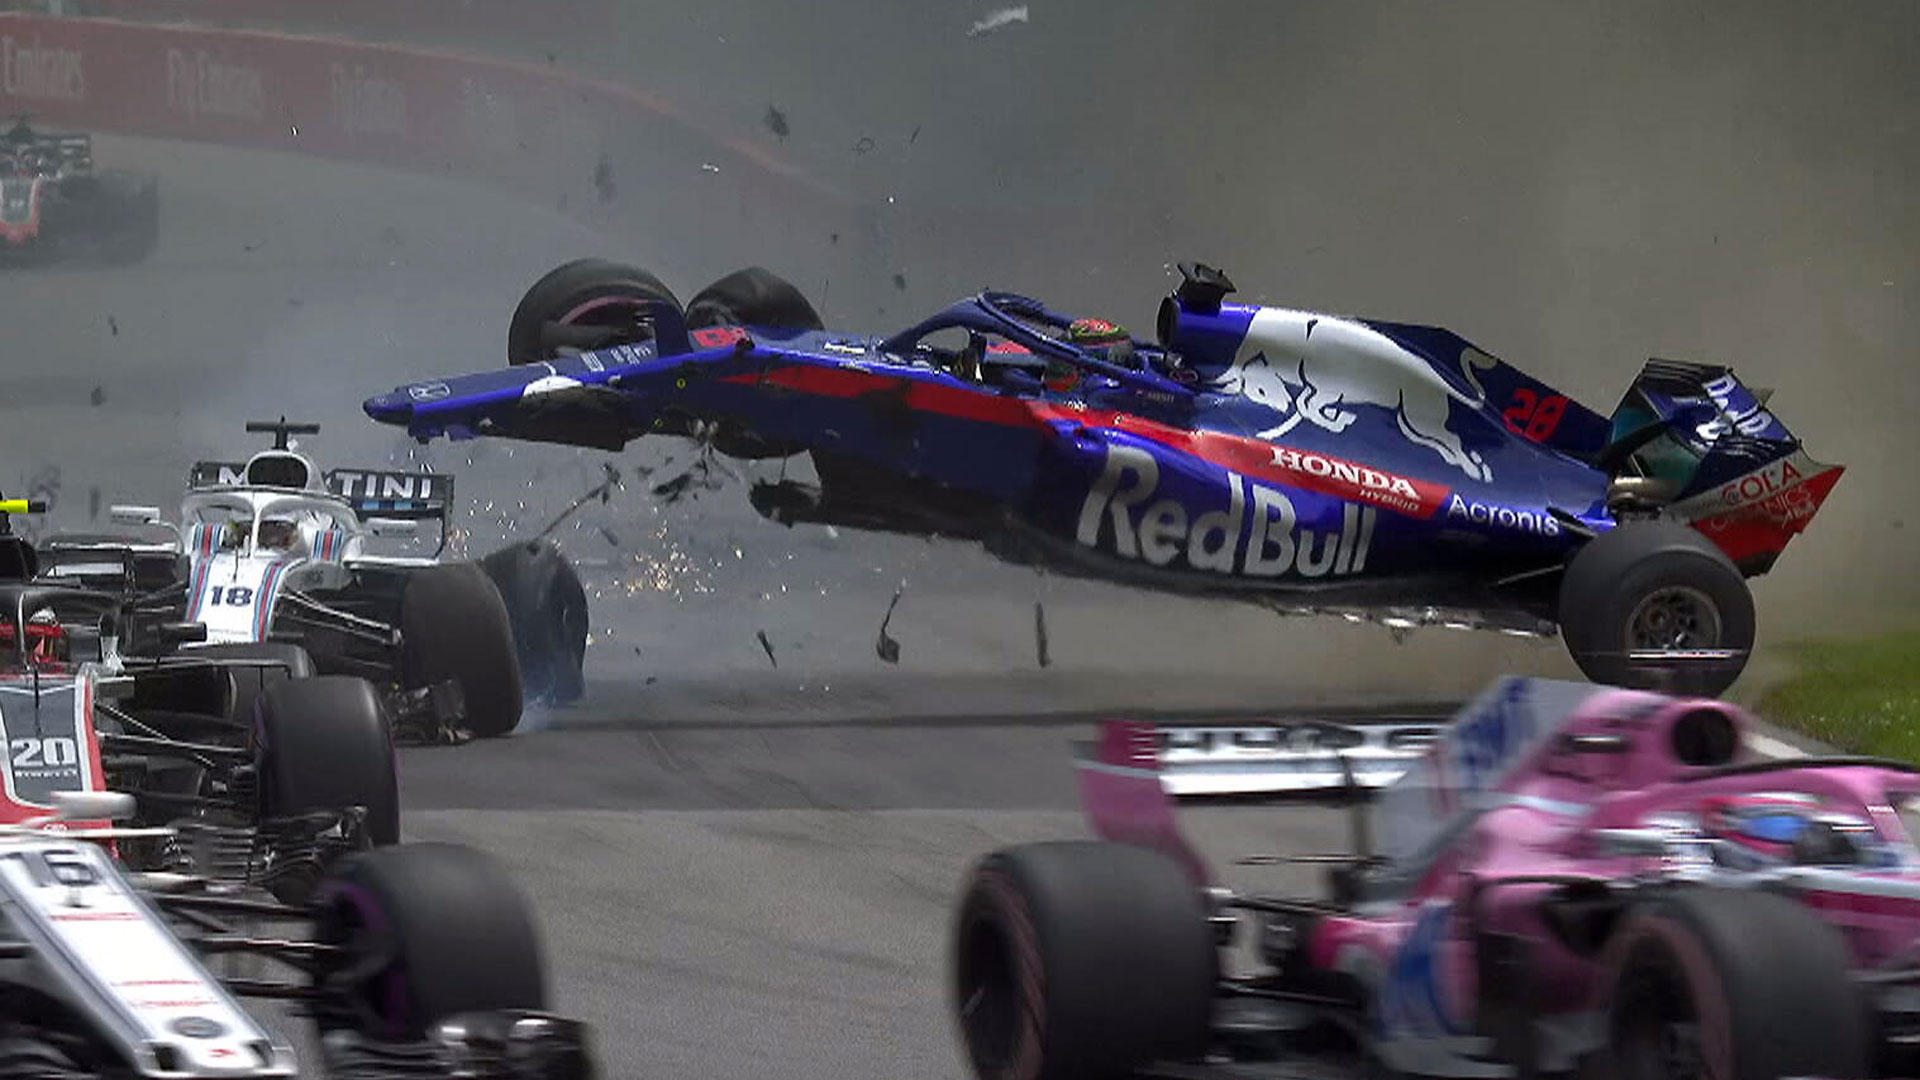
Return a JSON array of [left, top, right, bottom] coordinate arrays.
[[42, 419, 588, 740], [0, 790, 591, 1079]]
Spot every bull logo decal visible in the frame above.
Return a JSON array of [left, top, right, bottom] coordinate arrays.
[[1212, 311, 1498, 482]]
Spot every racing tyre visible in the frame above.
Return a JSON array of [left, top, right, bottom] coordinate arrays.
[[96, 175, 159, 265], [255, 675, 400, 852], [506, 257, 681, 365], [310, 842, 549, 1042], [190, 641, 316, 724], [1557, 521, 1754, 696], [685, 266, 825, 332], [400, 562, 523, 737], [480, 540, 589, 706], [1598, 886, 1869, 1080], [952, 841, 1215, 1080]]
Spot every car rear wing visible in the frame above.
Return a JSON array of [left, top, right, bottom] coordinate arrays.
[[35, 535, 182, 597], [1150, 716, 1446, 796], [187, 460, 248, 489], [1604, 359, 1843, 572], [325, 469, 455, 558], [322, 469, 454, 522], [1072, 716, 1426, 889]]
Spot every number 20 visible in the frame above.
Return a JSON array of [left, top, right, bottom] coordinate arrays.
[[10, 737, 78, 769]]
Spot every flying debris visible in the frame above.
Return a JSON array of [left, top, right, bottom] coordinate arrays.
[[756, 630, 778, 668], [1033, 601, 1050, 668], [876, 589, 903, 664], [537, 461, 625, 539], [764, 105, 791, 140], [968, 5, 1029, 37]]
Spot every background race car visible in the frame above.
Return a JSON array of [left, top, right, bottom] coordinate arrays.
[[0, 115, 158, 264], [1, 498, 397, 899], [953, 677, 1919, 1080], [0, 791, 590, 1080], [363, 260, 1844, 696], [38, 420, 590, 740]]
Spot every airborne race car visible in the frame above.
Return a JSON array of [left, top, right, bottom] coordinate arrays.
[[42, 419, 590, 739], [953, 678, 1920, 1080], [363, 260, 1841, 696], [0, 115, 159, 264]]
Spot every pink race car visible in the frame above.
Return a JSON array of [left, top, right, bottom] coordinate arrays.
[[951, 678, 1920, 1080]]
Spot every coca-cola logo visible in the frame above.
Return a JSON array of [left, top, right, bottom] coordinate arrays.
[[1718, 457, 1803, 509], [1, 35, 84, 103], [165, 48, 265, 121]]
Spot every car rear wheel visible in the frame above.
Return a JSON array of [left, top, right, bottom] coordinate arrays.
[[1598, 886, 1868, 1080], [479, 540, 588, 707], [506, 257, 681, 365], [400, 562, 524, 737], [685, 266, 825, 333], [1557, 521, 1754, 696], [952, 841, 1215, 1080], [188, 641, 315, 724], [309, 842, 549, 1042]]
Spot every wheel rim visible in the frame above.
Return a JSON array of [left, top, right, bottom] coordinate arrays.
[[538, 293, 659, 360], [956, 913, 1021, 1074], [1614, 949, 1707, 1080], [1625, 586, 1723, 653]]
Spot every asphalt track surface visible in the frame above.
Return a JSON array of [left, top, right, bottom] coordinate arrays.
[[0, 123, 1868, 1080]]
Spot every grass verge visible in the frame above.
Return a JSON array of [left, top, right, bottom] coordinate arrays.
[[1757, 630, 1920, 760]]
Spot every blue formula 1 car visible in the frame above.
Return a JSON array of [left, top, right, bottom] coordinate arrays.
[[363, 260, 1843, 695]]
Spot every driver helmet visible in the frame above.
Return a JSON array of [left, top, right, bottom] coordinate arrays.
[[1065, 317, 1143, 375], [1698, 793, 1885, 867], [1066, 317, 1129, 348], [257, 516, 303, 552]]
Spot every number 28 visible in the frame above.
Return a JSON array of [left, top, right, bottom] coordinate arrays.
[[1504, 389, 1568, 442]]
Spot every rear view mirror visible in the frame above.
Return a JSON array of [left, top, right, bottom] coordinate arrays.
[[109, 505, 162, 526], [65, 626, 104, 664], [158, 621, 208, 646], [365, 518, 419, 540], [1559, 733, 1631, 754], [52, 790, 135, 823]]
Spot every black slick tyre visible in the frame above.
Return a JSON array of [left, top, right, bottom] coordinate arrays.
[[951, 841, 1215, 1080], [400, 562, 523, 737], [684, 266, 825, 333], [506, 258, 681, 365], [310, 842, 548, 1042], [1557, 520, 1755, 696], [1598, 886, 1868, 1080], [479, 540, 588, 707], [254, 674, 399, 848], [190, 642, 315, 724]]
